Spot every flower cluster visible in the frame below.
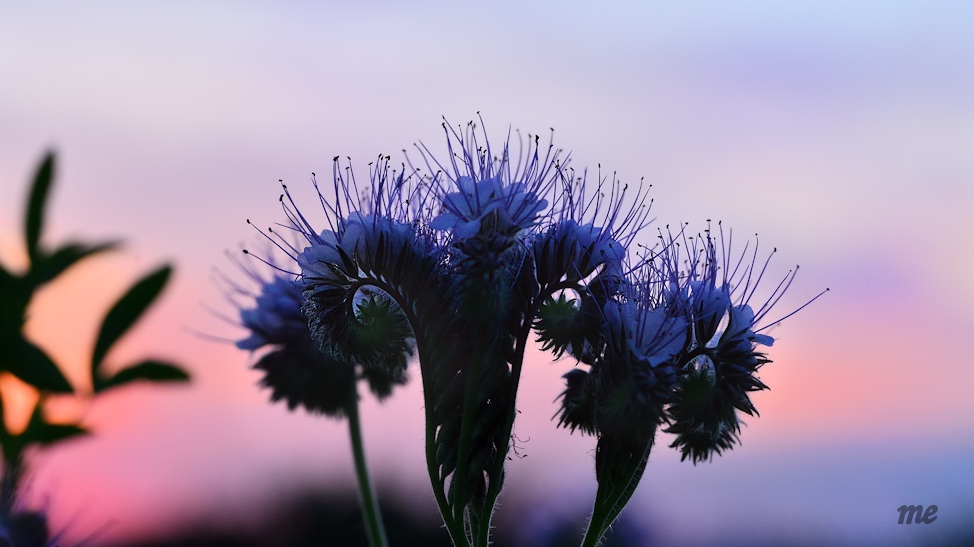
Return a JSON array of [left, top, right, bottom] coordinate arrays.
[[659, 224, 824, 463], [233, 118, 822, 547]]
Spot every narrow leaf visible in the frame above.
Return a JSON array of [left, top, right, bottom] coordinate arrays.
[[4, 336, 73, 393], [91, 265, 172, 372], [31, 422, 89, 446], [25, 152, 55, 260], [20, 403, 88, 446], [95, 359, 190, 393], [336, 245, 356, 274], [0, 269, 30, 333], [392, 242, 408, 284], [29, 240, 120, 285], [372, 231, 386, 274]]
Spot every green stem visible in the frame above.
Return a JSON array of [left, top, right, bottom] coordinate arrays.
[[581, 490, 616, 547], [474, 285, 573, 547], [347, 390, 388, 547], [452, 333, 484, 541], [474, 323, 531, 547], [580, 435, 653, 546], [361, 279, 465, 544], [419, 342, 469, 546], [581, 468, 631, 547]]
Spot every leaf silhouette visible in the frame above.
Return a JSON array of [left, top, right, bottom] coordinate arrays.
[[20, 403, 88, 446], [25, 152, 54, 260], [91, 265, 172, 375], [2, 336, 73, 393], [94, 359, 189, 393], [29, 240, 120, 286]]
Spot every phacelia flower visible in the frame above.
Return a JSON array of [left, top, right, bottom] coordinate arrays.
[[268, 154, 424, 407], [233, 267, 356, 416], [236, 274, 308, 351], [296, 211, 417, 284], [554, 265, 687, 438], [246, 117, 821, 547], [430, 175, 548, 238], [661, 223, 826, 463], [420, 120, 556, 241], [532, 219, 626, 290]]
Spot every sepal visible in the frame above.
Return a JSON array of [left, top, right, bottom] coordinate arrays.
[[535, 293, 590, 359], [555, 368, 598, 435]]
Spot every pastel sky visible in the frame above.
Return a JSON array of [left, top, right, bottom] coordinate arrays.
[[2, 2, 973, 545]]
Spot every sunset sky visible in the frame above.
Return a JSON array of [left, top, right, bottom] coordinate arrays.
[[2, 2, 973, 545]]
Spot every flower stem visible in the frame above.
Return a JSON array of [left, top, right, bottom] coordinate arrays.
[[581, 494, 614, 547], [580, 433, 653, 547], [475, 322, 532, 547], [374, 278, 467, 545], [346, 391, 388, 547]]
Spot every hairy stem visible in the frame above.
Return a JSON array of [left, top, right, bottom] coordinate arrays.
[[347, 389, 388, 547], [453, 332, 484, 541], [365, 279, 466, 545], [580, 436, 652, 547], [474, 321, 531, 547], [417, 336, 468, 546]]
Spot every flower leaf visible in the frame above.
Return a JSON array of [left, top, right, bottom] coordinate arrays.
[[0, 268, 30, 334], [2, 336, 73, 393], [20, 403, 88, 447], [535, 294, 586, 359], [94, 359, 190, 393], [91, 265, 172, 373], [29, 240, 120, 286], [24, 151, 55, 261]]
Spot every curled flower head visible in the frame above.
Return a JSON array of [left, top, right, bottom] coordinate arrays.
[[588, 273, 688, 435], [661, 223, 827, 463], [550, 260, 687, 438], [265, 152, 426, 406], [296, 211, 417, 285], [227, 208, 414, 412], [532, 219, 626, 290]]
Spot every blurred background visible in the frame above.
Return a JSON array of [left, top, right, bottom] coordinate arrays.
[[2, 1, 973, 545]]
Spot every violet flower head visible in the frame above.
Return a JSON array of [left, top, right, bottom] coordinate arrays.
[[661, 222, 827, 463], [419, 119, 557, 240], [553, 263, 687, 438], [430, 175, 548, 239], [274, 155, 422, 401], [230, 260, 356, 416], [296, 211, 416, 285], [236, 274, 307, 351]]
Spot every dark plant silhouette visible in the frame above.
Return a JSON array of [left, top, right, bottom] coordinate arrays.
[[0, 152, 190, 544], [240, 117, 826, 546]]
